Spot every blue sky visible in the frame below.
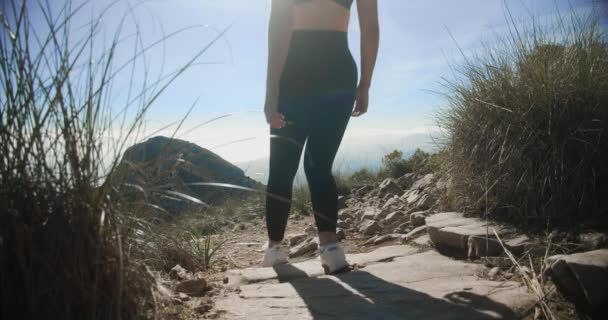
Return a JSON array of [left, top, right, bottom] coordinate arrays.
[[30, 0, 607, 163]]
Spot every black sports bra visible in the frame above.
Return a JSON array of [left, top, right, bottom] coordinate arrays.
[[294, 0, 354, 10]]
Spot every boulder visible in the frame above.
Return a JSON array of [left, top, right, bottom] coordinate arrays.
[[426, 212, 517, 259], [374, 234, 398, 245], [287, 233, 308, 247], [401, 189, 421, 205], [343, 218, 353, 228], [338, 208, 355, 221], [546, 249, 608, 318], [175, 278, 208, 297], [336, 228, 346, 241], [289, 238, 318, 258], [304, 224, 316, 234], [382, 196, 402, 210], [383, 211, 408, 228], [394, 222, 411, 234], [345, 197, 360, 208], [359, 220, 381, 236], [412, 234, 431, 246], [578, 232, 608, 250], [361, 207, 382, 220], [414, 193, 433, 210], [379, 178, 402, 196], [337, 220, 349, 229], [363, 235, 380, 246], [410, 211, 428, 227], [411, 173, 434, 190], [401, 225, 427, 242], [396, 173, 416, 189], [355, 184, 374, 197], [169, 264, 191, 281]]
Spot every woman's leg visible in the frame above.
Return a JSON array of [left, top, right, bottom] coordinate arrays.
[[265, 104, 307, 244], [303, 91, 356, 245]]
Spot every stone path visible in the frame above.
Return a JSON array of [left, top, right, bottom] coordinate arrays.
[[216, 245, 536, 319]]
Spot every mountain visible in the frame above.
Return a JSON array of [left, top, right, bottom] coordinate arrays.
[[236, 133, 439, 185], [112, 136, 264, 214]]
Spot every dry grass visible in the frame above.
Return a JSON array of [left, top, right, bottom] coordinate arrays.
[[437, 8, 608, 228], [0, 0, 225, 318]]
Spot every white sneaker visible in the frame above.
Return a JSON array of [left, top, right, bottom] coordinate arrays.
[[319, 242, 349, 274], [262, 243, 289, 267]]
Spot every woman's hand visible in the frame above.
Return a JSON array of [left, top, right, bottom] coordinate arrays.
[[352, 86, 369, 117], [265, 99, 287, 128]]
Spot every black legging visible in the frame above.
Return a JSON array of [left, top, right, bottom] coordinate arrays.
[[265, 91, 356, 241]]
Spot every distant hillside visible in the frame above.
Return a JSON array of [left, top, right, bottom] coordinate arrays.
[[236, 132, 438, 184], [113, 136, 264, 215]]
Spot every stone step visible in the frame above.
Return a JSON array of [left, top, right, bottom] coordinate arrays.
[[224, 245, 419, 287], [216, 250, 536, 319], [426, 212, 530, 259]]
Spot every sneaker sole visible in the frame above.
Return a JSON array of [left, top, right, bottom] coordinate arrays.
[[322, 263, 351, 275]]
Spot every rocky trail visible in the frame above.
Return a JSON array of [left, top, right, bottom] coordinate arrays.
[[155, 174, 608, 319]]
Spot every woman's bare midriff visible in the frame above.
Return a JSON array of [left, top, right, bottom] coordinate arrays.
[[292, 1, 351, 32]]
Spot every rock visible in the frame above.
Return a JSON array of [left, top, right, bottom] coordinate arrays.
[[410, 211, 428, 227], [382, 196, 401, 210], [195, 298, 213, 314], [504, 235, 534, 256], [337, 220, 349, 229], [359, 220, 381, 236], [345, 197, 359, 207], [426, 212, 515, 258], [374, 234, 398, 245], [337, 195, 348, 210], [336, 228, 346, 241], [379, 178, 402, 196], [578, 232, 608, 250], [177, 292, 190, 301], [401, 225, 427, 242], [338, 208, 355, 221], [375, 208, 392, 220], [413, 234, 431, 246], [217, 248, 537, 319], [411, 173, 434, 190], [289, 238, 318, 258], [394, 222, 411, 234], [546, 249, 608, 318], [304, 224, 316, 234], [233, 242, 262, 247], [396, 173, 416, 189], [287, 233, 308, 247], [361, 207, 382, 220], [343, 218, 353, 228], [155, 281, 173, 301], [401, 189, 421, 205], [169, 264, 190, 281], [175, 278, 208, 297], [488, 267, 501, 279], [414, 193, 433, 210], [363, 235, 380, 246], [355, 184, 374, 196], [383, 211, 408, 228]]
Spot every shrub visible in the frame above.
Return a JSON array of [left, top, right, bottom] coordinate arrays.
[[348, 167, 379, 185], [0, 1, 221, 318], [438, 11, 608, 228], [379, 150, 412, 178]]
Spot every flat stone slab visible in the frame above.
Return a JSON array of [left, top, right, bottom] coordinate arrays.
[[426, 212, 522, 258], [216, 249, 536, 319], [224, 245, 418, 287], [546, 249, 608, 317]]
